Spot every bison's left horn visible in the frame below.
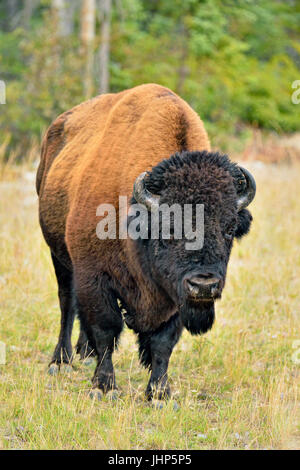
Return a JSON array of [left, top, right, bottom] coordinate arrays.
[[133, 172, 160, 212], [236, 166, 256, 212]]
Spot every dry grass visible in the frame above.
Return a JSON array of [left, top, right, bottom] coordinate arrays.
[[0, 156, 299, 450], [237, 130, 300, 164]]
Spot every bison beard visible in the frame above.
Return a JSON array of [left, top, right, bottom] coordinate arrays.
[[179, 300, 215, 335]]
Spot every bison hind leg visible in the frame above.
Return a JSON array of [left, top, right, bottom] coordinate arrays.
[[75, 274, 124, 394], [49, 252, 76, 367]]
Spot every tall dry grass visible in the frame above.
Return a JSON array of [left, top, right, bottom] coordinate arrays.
[[0, 150, 299, 449]]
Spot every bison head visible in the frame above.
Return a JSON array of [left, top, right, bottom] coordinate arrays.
[[131, 151, 256, 335]]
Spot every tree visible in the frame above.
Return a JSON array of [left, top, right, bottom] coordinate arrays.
[[64, 0, 80, 36], [52, 0, 69, 37], [81, 0, 96, 98], [2, 0, 20, 31], [22, 0, 40, 30], [99, 0, 112, 94], [1, 0, 300, 158]]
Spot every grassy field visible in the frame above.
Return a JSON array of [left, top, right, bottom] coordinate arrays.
[[0, 159, 299, 450]]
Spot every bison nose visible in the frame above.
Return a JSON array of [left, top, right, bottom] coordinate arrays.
[[185, 275, 222, 300]]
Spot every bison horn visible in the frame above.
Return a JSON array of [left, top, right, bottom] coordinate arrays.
[[236, 166, 256, 212], [133, 172, 160, 212]]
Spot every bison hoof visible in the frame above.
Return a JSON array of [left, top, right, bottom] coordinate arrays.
[[48, 363, 73, 376], [48, 364, 60, 376], [151, 399, 180, 411], [106, 389, 121, 401], [60, 364, 73, 375], [151, 399, 164, 410], [89, 389, 103, 401], [146, 383, 171, 401]]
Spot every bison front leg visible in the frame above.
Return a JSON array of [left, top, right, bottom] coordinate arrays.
[[138, 313, 183, 401], [91, 324, 122, 394]]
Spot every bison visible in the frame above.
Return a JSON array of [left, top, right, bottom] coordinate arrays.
[[36, 83, 256, 402]]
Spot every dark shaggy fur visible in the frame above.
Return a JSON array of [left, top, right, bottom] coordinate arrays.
[[144, 150, 248, 197], [131, 150, 252, 335]]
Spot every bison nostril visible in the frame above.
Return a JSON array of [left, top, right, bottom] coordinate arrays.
[[186, 280, 199, 296], [186, 280, 200, 295], [211, 286, 219, 297]]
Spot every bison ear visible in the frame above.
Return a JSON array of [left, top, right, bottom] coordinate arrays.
[[235, 209, 253, 239]]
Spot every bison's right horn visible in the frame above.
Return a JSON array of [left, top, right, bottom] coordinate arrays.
[[133, 172, 160, 212], [236, 166, 256, 212]]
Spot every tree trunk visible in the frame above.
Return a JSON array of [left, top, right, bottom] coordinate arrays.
[[52, 0, 68, 37], [99, 0, 112, 94], [4, 0, 20, 31], [22, 0, 39, 30], [81, 0, 96, 99], [64, 0, 80, 36]]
